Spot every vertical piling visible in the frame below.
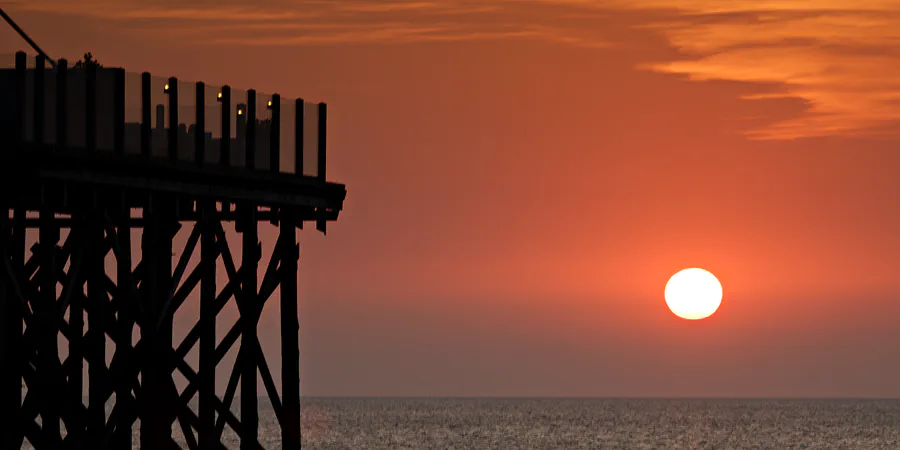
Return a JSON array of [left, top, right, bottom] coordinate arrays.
[[114, 68, 125, 154], [280, 208, 301, 449], [86, 62, 97, 152], [167, 77, 178, 161], [56, 59, 67, 149], [141, 73, 151, 157], [240, 202, 259, 449], [199, 200, 217, 449], [112, 207, 134, 450], [34, 55, 44, 145], [38, 204, 61, 447], [246, 89, 256, 170], [87, 211, 106, 447], [270, 94, 280, 173]]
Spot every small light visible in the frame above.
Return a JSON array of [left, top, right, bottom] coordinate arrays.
[[237, 109, 243, 116], [267, 100, 273, 107], [164, 83, 170, 92], [217, 92, 223, 99]]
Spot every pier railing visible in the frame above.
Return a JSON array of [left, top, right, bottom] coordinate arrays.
[[0, 52, 326, 179]]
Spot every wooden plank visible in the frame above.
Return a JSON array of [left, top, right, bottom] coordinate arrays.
[[317, 103, 327, 233]]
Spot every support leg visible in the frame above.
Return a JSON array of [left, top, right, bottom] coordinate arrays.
[[240, 203, 259, 450], [38, 206, 62, 447], [280, 208, 301, 449], [0, 208, 23, 449], [112, 207, 135, 450], [199, 201, 217, 449], [87, 211, 107, 447]]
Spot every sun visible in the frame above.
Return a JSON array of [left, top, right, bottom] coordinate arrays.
[[664, 268, 723, 320]]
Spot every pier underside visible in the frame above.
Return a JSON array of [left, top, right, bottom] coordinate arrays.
[[0, 150, 345, 449]]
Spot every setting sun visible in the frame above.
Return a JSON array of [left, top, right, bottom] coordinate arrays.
[[664, 268, 723, 320]]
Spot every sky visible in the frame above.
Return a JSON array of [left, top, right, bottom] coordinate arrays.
[[4, 0, 900, 398]]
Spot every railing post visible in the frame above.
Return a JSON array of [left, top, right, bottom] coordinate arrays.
[[56, 59, 68, 149], [246, 89, 256, 169], [196, 82, 205, 165], [270, 94, 280, 173], [114, 68, 125, 154], [14, 52, 26, 148], [167, 77, 178, 161], [34, 54, 44, 145], [141, 72, 151, 157], [316, 102, 327, 233], [86, 61, 97, 152], [219, 86, 231, 167]]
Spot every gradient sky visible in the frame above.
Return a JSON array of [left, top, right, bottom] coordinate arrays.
[[5, 0, 900, 398]]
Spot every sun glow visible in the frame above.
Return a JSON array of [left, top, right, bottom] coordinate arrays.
[[664, 268, 723, 320]]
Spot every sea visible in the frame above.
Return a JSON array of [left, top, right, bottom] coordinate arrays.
[[21, 398, 900, 448]]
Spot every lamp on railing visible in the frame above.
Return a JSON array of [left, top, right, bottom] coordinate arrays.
[[237, 106, 244, 116], [164, 83, 170, 93], [266, 100, 273, 110], [217, 92, 223, 102]]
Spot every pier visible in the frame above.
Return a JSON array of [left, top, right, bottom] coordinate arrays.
[[0, 51, 347, 449]]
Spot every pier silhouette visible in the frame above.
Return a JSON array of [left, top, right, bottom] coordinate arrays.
[[0, 49, 346, 449]]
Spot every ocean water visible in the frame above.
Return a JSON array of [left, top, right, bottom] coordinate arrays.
[[20, 398, 900, 448], [298, 398, 900, 449]]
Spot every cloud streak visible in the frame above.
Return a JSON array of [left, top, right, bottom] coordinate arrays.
[[10, 0, 900, 139]]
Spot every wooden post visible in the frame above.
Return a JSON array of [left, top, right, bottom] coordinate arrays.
[[270, 94, 280, 173], [56, 59, 68, 149], [39, 205, 61, 447], [14, 52, 26, 147], [196, 82, 206, 164], [295, 98, 304, 229], [141, 72, 151, 157], [280, 208, 301, 449], [112, 208, 134, 450], [240, 202, 259, 449], [198, 201, 217, 449], [246, 89, 256, 170], [168, 77, 178, 161], [87, 212, 106, 447], [295, 98, 304, 176], [66, 222, 84, 446], [114, 68, 125, 154], [316, 103, 327, 233], [34, 55, 44, 145], [220, 86, 231, 167], [86, 62, 97, 152], [0, 205, 19, 450]]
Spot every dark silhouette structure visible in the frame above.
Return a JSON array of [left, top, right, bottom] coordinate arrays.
[[0, 51, 346, 449]]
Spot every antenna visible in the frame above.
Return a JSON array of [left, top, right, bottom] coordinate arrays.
[[0, 6, 57, 68]]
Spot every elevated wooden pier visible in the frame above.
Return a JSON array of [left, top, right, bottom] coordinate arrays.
[[0, 51, 346, 449]]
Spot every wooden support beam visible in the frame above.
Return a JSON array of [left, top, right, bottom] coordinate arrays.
[[240, 201, 259, 449], [87, 210, 107, 447], [1, 207, 23, 449], [280, 207, 301, 449], [111, 207, 135, 450], [38, 204, 62, 447], [199, 201, 217, 450], [66, 216, 85, 447], [317, 102, 328, 234]]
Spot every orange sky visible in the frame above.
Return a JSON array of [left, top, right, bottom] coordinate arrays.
[[5, 0, 900, 397]]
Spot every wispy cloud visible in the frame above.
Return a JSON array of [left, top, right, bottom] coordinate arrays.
[[10, 0, 900, 139]]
